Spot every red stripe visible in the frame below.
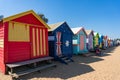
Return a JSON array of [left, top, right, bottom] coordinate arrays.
[[45, 29, 49, 56], [38, 29, 40, 56], [29, 26, 33, 58], [4, 22, 9, 63], [38, 28, 40, 56], [42, 28, 44, 55], [30, 27, 33, 58]]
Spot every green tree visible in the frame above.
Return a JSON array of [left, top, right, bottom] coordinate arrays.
[[37, 13, 48, 23], [0, 15, 4, 21]]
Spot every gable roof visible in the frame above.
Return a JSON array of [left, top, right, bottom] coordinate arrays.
[[71, 27, 87, 36], [48, 22, 64, 31], [85, 30, 94, 36], [3, 10, 50, 29], [94, 32, 100, 38], [94, 32, 99, 36]]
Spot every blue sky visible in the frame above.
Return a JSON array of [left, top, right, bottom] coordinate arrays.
[[0, 0, 120, 39]]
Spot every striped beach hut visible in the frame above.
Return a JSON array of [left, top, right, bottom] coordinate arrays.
[[71, 27, 88, 54], [0, 10, 55, 74], [93, 32, 99, 48], [48, 22, 74, 64], [85, 30, 94, 51]]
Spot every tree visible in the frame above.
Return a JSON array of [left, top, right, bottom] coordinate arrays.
[[37, 13, 48, 23], [0, 15, 4, 21]]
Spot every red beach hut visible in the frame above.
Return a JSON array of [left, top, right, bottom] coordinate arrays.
[[0, 10, 55, 75]]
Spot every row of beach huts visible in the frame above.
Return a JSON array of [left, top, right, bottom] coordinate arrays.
[[0, 10, 119, 78]]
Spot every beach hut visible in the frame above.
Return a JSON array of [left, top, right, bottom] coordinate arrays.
[[85, 30, 94, 51], [108, 38, 112, 47], [93, 32, 99, 48], [110, 39, 114, 47], [71, 27, 88, 54], [99, 34, 104, 49], [0, 10, 55, 75], [48, 22, 74, 64], [104, 35, 108, 48]]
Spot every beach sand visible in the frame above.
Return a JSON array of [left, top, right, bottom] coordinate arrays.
[[0, 46, 120, 80]]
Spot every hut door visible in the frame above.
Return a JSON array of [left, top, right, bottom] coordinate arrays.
[[62, 34, 71, 55], [80, 35, 84, 50], [31, 27, 48, 59], [56, 32, 62, 56]]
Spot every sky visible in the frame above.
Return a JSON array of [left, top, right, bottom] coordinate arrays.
[[0, 0, 120, 39]]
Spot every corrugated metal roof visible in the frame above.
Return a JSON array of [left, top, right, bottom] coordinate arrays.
[[48, 22, 65, 31], [71, 27, 83, 34]]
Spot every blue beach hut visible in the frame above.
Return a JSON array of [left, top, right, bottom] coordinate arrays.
[[48, 22, 74, 64], [71, 27, 88, 54], [99, 34, 104, 49]]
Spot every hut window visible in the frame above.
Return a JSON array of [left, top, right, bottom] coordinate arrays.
[[8, 22, 30, 42], [73, 40, 77, 44]]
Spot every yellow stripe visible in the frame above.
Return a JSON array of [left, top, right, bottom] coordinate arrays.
[[32, 28, 36, 57], [8, 23, 13, 40], [36, 28, 39, 56], [0, 39, 4, 47], [43, 30, 46, 55], [40, 29, 43, 55]]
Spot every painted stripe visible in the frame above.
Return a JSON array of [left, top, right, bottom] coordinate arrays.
[[44, 29, 47, 55], [42, 29, 45, 55], [40, 29, 43, 55], [45, 29, 49, 55], [0, 39, 4, 47], [36, 28, 39, 56], [32, 28, 36, 57], [43, 29, 46, 55], [38, 29, 41, 56]]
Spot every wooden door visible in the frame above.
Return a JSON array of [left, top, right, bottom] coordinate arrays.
[[80, 35, 84, 50], [56, 32, 62, 56], [30, 27, 48, 59]]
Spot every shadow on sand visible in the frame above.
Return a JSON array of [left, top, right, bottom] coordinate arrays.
[[103, 46, 117, 53], [17, 47, 118, 80], [88, 46, 118, 57], [19, 55, 105, 80]]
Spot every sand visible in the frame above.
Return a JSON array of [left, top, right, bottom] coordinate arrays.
[[0, 46, 120, 80]]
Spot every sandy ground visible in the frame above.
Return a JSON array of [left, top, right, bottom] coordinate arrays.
[[0, 46, 120, 80]]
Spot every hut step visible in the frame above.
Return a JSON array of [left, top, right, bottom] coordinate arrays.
[[6, 57, 56, 78], [6, 57, 54, 68], [9, 63, 56, 78], [83, 53, 93, 57], [57, 55, 74, 64]]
